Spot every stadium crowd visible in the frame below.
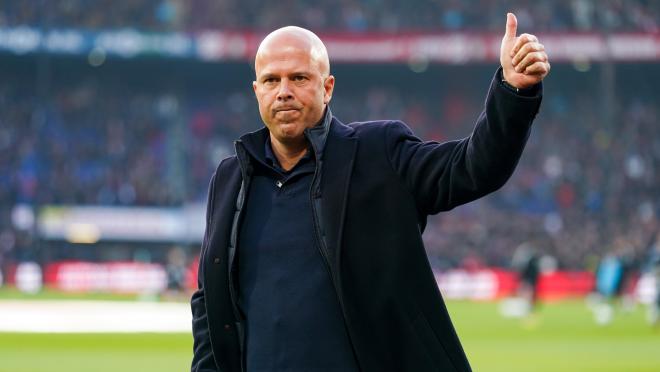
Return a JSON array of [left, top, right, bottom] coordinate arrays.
[[0, 60, 658, 272], [0, 0, 658, 32]]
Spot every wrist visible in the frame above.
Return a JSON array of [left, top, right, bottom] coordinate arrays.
[[501, 77, 520, 93], [498, 68, 540, 97]]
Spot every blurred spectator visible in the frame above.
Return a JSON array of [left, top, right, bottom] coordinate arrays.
[[0, 0, 657, 32], [512, 242, 541, 311], [165, 246, 188, 295], [645, 232, 660, 325], [1, 52, 659, 274]]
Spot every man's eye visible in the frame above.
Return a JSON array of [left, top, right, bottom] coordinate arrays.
[[293, 75, 306, 81]]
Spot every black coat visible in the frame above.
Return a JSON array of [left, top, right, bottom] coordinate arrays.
[[191, 69, 542, 372]]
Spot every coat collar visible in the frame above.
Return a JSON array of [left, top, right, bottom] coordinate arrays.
[[236, 106, 336, 166], [314, 115, 357, 274], [233, 107, 357, 276], [303, 106, 333, 160]]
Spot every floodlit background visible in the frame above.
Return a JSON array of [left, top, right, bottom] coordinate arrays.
[[0, 1, 659, 371]]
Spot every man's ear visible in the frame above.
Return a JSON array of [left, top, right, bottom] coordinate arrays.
[[323, 75, 335, 104], [253, 81, 257, 93]]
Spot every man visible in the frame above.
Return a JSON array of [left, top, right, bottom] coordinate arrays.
[[645, 232, 660, 326], [192, 13, 549, 372]]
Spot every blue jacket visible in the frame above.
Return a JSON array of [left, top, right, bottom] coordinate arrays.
[[191, 68, 542, 372]]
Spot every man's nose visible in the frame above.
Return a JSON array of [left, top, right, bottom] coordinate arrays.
[[276, 79, 293, 100]]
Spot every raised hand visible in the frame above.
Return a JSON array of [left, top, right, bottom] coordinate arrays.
[[500, 13, 550, 89]]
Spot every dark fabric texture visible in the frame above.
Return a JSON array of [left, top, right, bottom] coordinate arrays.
[[191, 68, 543, 372], [236, 137, 358, 371]]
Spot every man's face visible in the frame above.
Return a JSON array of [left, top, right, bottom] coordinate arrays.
[[253, 44, 334, 145]]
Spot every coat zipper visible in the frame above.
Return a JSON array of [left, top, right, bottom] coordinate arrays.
[[230, 141, 249, 371], [308, 138, 360, 370]]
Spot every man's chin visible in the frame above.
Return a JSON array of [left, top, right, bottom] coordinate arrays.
[[272, 123, 305, 142], [275, 109, 302, 121]]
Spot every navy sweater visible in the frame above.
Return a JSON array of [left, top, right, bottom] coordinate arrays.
[[237, 137, 358, 372]]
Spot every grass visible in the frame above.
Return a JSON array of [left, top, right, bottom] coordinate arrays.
[[0, 333, 192, 372], [0, 292, 659, 372], [0, 286, 190, 303], [0, 287, 144, 302], [449, 300, 660, 372]]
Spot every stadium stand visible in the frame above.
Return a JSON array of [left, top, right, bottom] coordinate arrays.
[[0, 0, 658, 32], [1, 59, 658, 271], [0, 1, 658, 291]]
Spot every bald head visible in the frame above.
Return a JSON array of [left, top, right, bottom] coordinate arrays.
[[255, 26, 330, 77], [252, 26, 335, 153]]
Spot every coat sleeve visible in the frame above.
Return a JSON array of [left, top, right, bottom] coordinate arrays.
[[385, 67, 542, 215], [191, 171, 220, 372]]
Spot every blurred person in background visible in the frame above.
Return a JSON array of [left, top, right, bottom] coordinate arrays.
[[614, 240, 638, 312], [512, 241, 541, 314], [163, 246, 188, 299], [645, 232, 660, 326], [191, 13, 549, 372], [592, 246, 630, 325]]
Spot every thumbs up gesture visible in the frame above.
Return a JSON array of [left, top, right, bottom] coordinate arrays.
[[500, 13, 550, 89]]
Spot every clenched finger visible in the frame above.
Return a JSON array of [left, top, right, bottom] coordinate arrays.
[[509, 33, 539, 58], [524, 61, 551, 76], [515, 51, 548, 73], [512, 42, 545, 66]]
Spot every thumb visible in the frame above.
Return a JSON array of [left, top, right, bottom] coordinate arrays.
[[504, 12, 517, 40]]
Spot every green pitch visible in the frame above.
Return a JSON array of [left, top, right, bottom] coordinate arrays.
[[0, 300, 659, 372], [0, 333, 191, 372], [450, 300, 660, 372]]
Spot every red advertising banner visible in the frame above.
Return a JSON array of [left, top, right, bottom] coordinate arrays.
[[43, 261, 167, 294], [196, 31, 660, 63], [435, 268, 596, 301]]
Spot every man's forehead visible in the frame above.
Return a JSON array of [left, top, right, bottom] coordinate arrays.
[[255, 26, 330, 76], [256, 48, 318, 75]]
